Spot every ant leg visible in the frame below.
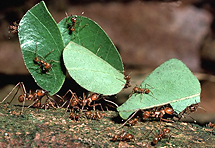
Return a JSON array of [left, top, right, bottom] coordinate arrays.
[[43, 50, 55, 59], [20, 82, 27, 113], [81, 93, 87, 114], [64, 90, 76, 113], [0, 82, 24, 104], [88, 103, 103, 111], [28, 98, 40, 108]]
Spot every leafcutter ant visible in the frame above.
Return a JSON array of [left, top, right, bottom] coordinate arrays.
[[84, 111, 104, 120], [33, 43, 58, 74], [178, 103, 206, 123], [8, 21, 19, 39], [0, 82, 58, 112], [131, 84, 157, 101], [124, 73, 131, 89], [65, 12, 85, 35], [142, 106, 175, 122], [207, 122, 215, 134], [0, 82, 29, 113], [128, 117, 138, 126], [81, 93, 104, 111], [111, 131, 134, 142], [150, 128, 170, 145]]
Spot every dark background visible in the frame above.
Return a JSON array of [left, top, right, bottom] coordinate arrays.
[[0, 0, 215, 124]]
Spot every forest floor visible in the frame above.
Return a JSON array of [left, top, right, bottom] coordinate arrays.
[[0, 103, 214, 148]]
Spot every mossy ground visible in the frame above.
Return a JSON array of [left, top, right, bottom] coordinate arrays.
[[0, 104, 214, 147]]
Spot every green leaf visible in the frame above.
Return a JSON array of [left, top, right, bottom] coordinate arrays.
[[63, 41, 126, 95], [58, 15, 124, 73], [18, 1, 65, 95], [117, 59, 201, 119]]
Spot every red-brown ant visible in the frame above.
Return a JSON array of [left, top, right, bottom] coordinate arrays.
[[81, 93, 104, 111], [111, 131, 134, 142], [178, 103, 206, 122], [85, 111, 104, 120], [142, 106, 175, 122], [8, 21, 19, 39], [128, 117, 138, 126], [0, 82, 58, 112], [151, 128, 170, 145], [132, 84, 156, 100], [33, 43, 57, 74], [124, 73, 131, 89], [207, 122, 215, 134], [65, 12, 85, 35]]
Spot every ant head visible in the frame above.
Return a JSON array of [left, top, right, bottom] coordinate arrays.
[[144, 89, 150, 94], [91, 93, 100, 101]]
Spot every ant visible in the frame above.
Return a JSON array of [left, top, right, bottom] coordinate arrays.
[[132, 84, 156, 100], [0, 82, 57, 112], [0, 82, 33, 112], [65, 12, 85, 35], [142, 106, 175, 122], [8, 21, 19, 39], [124, 73, 131, 89], [57, 90, 83, 113], [127, 117, 138, 126], [33, 43, 57, 74], [149, 107, 174, 122], [151, 128, 170, 145], [111, 131, 134, 142], [81, 93, 104, 111], [84, 111, 104, 120], [178, 103, 206, 122], [207, 122, 215, 134]]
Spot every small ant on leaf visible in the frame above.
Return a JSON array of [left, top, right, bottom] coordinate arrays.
[[33, 43, 58, 74], [123, 73, 131, 89], [65, 12, 85, 35]]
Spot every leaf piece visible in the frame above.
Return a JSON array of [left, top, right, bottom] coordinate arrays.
[[58, 15, 124, 73], [63, 41, 126, 95], [18, 1, 65, 95], [117, 59, 201, 119]]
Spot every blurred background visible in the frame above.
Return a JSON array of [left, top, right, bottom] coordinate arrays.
[[0, 0, 215, 124]]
